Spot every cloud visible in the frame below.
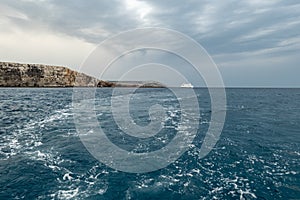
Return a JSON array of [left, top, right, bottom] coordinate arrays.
[[0, 0, 299, 86], [0, 5, 95, 70]]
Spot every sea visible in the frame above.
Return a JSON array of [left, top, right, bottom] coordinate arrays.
[[0, 88, 299, 199]]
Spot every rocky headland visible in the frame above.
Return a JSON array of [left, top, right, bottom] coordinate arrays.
[[0, 62, 164, 88]]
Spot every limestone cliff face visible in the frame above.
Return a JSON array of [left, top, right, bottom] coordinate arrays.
[[0, 62, 165, 87], [0, 62, 99, 87]]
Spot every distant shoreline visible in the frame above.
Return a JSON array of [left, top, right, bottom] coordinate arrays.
[[0, 61, 165, 88]]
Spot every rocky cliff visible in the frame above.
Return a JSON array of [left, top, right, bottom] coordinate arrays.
[[0, 62, 101, 87], [0, 62, 164, 88]]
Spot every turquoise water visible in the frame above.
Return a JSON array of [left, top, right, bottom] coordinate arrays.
[[0, 88, 299, 199]]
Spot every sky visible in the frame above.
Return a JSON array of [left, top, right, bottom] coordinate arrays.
[[0, 0, 299, 87]]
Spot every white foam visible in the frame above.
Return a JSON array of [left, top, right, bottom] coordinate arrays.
[[238, 188, 257, 199], [57, 188, 79, 200], [98, 188, 107, 195], [63, 173, 73, 181]]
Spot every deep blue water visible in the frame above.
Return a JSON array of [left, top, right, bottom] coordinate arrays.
[[0, 88, 299, 199]]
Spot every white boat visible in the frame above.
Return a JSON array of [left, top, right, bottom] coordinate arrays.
[[180, 83, 194, 88]]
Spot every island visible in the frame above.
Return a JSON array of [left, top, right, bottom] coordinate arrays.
[[0, 62, 164, 88]]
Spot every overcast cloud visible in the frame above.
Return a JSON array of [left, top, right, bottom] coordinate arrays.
[[0, 0, 299, 87]]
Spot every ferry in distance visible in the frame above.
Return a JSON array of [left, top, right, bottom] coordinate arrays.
[[180, 83, 194, 88]]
